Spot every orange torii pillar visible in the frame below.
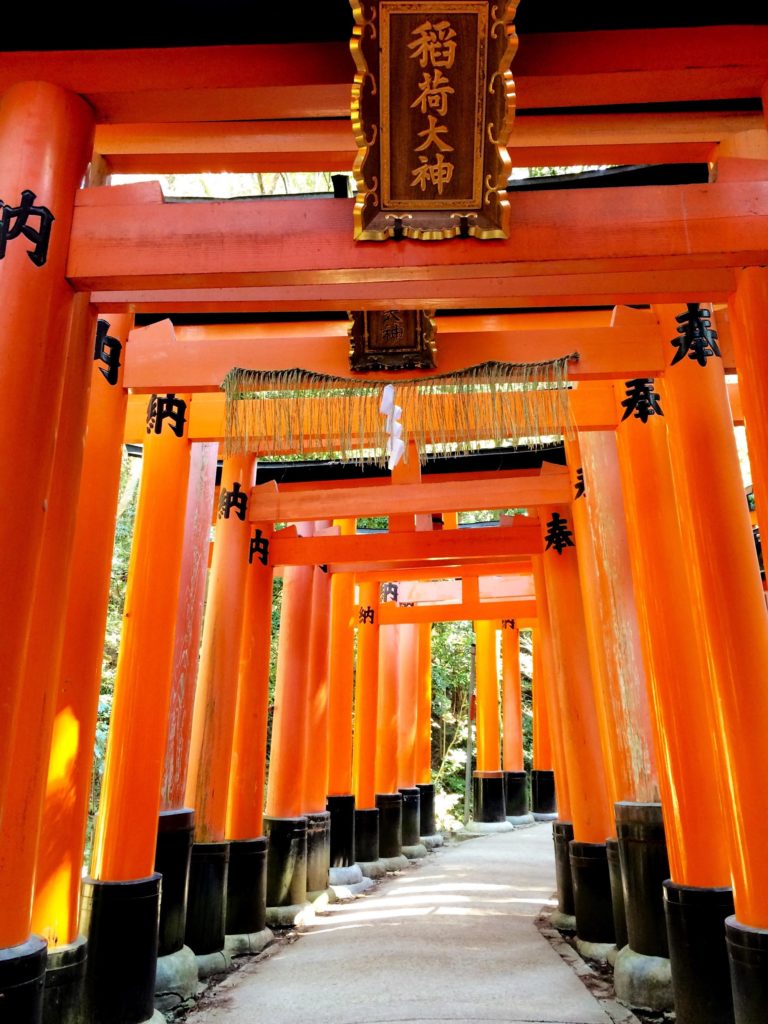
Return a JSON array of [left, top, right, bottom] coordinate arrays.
[[501, 620, 533, 824], [326, 521, 357, 875], [0, 82, 94, 1018], [225, 520, 274, 947], [396, 623, 427, 858], [153, 442, 217, 995], [86, 393, 192, 1024], [184, 455, 257, 961], [303, 538, 333, 900], [654, 302, 768, 1024], [536, 507, 616, 950], [353, 581, 382, 870], [0, 297, 93, 1024], [532, 560, 577, 927], [415, 622, 440, 844], [30, 314, 131, 1022], [471, 620, 510, 829], [566, 432, 666, 988], [375, 622, 408, 868], [264, 522, 315, 917], [616, 372, 734, 1024], [530, 625, 557, 821]]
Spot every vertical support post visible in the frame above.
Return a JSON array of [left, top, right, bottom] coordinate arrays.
[[501, 620, 530, 823], [85, 392, 192, 1024], [472, 621, 506, 825], [353, 581, 381, 867], [376, 625, 405, 863], [530, 625, 556, 818], [396, 623, 423, 856], [415, 622, 437, 841]]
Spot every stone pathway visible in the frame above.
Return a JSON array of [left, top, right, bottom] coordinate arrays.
[[186, 823, 634, 1024]]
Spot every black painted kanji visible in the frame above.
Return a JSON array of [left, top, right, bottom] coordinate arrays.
[[381, 582, 399, 603], [248, 528, 270, 566], [359, 606, 375, 624], [0, 190, 54, 266], [219, 481, 248, 521], [502, 618, 516, 630], [146, 393, 187, 436], [574, 468, 585, 500], [93, 319, 122, 386], [544, 512, 575, 555], [621, 379, 664, 424], [670, 303, 721, 367]]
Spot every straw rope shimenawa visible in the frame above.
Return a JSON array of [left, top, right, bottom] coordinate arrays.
[[222, 357, 578, 466]]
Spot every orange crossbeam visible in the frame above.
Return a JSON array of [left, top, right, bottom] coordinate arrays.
[[351, 561, 533, 582], [379, 600, 537, 625], [269, 523, 542, 567]]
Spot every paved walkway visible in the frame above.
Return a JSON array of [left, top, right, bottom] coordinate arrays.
[[187, 824, 625, 1024]]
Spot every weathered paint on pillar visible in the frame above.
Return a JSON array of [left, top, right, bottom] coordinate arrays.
[[186, 454, 257, 842], [91, 393, 193, 882], [0, 84, 94, 876], [732, 268, 768, 553], [415, 623, 432, 785], [161, 442, 218, 812], [615, 378, 730, 888], [327, 522, 356, 797], [396, 623, 420, 790], [536, 508, 613, 843], [474, 621, 501, 772], [531, 627, 553, 772], [265, 523, 315, 819], [227, 522, 274, 840], [353, 581, 380, 809], [532, 561, 572, 821], [565, 433, 658, 807], [32, 313, 132, 947], [375, 624, 400, 794], [1, 299, 94, 948], [501, 622, 524, 773], [303, 538, 333, 814], [657, 303, 768, 926]]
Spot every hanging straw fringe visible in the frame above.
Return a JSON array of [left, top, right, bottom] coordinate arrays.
[[222, 357, 577, 465]]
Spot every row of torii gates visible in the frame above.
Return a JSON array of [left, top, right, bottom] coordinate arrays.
[[2, 20, 768, 1024]]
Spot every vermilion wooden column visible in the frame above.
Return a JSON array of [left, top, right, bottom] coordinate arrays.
[[186, 454, 258, 841], [472, 619, 506, 824], [84, 393, 192, 1021], [375, 625, 401, 796], [531, 627, 553, 773], [0, 297, 94, 958], [501, 623, 524, 773], [32, 314, 132, 952], [353, 582, 381, 812], [303, 546, 333, 816], [327, 522, 356, 798], [565, 433, 658, 808], [161, 443, 219, 814], [657, 302, 768, 934], [415, 623, 432, 786], [731, 268, 768, 554], [396, 624, 420, 791], [0, 88, 94, 934]]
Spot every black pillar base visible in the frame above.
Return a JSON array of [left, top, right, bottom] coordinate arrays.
[[225, 837, 267, 936], [80, 873, 161, 1024], [327, 795, 355, 868], [43, 935, 87, 1024], [416, 783, 436, 837], [354, 808, 379, 863], [0, 935, 46, 1024], [726, 915, 768, 1024], [569, 841, 616, 944], [375, 793, 403, 858], [504, 771, 529, 818], [154, 808, 194, 956], [264, 816, 307, 907], [398, 788, 421, 847], [472, 771, 506, 823], [616, 801, 670, 958], [184, 841, 229, 955], [606, 837, 629, 950], [306, 811, 331, 895], [553, 821, 576, 918], [532, 769, 557, 816], [664, 882, 735, 1024]]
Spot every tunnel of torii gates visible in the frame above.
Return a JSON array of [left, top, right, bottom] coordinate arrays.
[[3, 13, 768, 1024]]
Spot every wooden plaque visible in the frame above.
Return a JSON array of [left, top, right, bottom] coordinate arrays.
[[351, 0, 518, 241], [348, 310, 437, 371]]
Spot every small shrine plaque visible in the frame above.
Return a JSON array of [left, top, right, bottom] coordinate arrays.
[[351, 0, 518, 241], [349, 310, 437, 371]]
